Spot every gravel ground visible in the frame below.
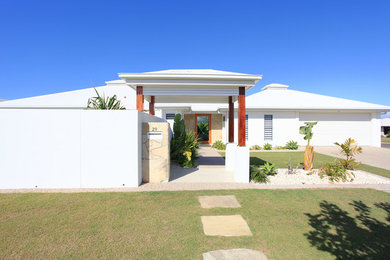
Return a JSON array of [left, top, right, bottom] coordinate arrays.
[[262, 169, 390, 185]]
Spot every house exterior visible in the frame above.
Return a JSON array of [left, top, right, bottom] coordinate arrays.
[[1, 69, 389, 148]]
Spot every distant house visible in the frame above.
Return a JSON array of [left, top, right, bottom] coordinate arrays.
[[382, 117, 390, 136], [0, 69, 389, 147]]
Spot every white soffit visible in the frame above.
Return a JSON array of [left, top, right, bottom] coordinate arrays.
[[118, 69, 262, 90]]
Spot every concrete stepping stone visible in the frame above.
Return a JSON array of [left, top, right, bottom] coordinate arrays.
[[201, 215, 252, 236], [198, 195, 241, 209], [203, 249, 268, 260]]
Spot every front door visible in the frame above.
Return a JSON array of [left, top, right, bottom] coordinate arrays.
[[195, 114, 211, 143]]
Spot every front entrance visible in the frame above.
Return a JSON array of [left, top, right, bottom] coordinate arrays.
[[195, 114, 211, 143]]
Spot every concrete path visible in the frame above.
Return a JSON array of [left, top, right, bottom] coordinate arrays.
[[170, 163, 234, 183], [169, 144, 234, 182], [198, 144, 226, 167], [315, 146, 390, 170], [203, 249, 268, 260]]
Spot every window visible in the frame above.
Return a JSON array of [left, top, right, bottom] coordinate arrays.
[[245, 114, 248, 141], [165, 113, 176, 120], [264, 115, 273, 140]]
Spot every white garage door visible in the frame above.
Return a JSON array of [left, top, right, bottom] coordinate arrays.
[[299, 113, 371, 146]]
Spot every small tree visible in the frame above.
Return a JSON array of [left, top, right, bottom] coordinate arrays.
[[299, 122, 318, 146], [299, 122, 317, 170], [87, 88, 125, 110], [334, 138, 362, 170]]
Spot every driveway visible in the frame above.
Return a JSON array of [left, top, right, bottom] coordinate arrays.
[[315, 146, 390, 170]]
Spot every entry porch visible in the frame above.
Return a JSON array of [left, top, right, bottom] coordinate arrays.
[[119, 69, 262, 183]]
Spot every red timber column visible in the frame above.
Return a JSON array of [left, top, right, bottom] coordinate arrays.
[[228, 96, 234, 143], [238, 87, 246, 146], [149, 96, 155, 115], [136, 86, 143, 111]]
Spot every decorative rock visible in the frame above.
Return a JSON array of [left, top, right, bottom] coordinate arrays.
[[201, 215, 252, 236], [198, 195, 241, 209], [203, 249, 268, 260]]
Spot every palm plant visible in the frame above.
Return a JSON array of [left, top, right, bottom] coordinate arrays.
[[299, 122, 318, 170], [87, 88, 125, 110], [334, 138, 362, 170]]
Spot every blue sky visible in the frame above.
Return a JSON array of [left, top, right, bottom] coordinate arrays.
[[0, 0, 389, 110]]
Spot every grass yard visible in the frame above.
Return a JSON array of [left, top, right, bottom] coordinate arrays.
[[250, 152, 390, 179], [220, 151, 390, 179], [0, 190, 389, 259], [382, 137, 390, 144]]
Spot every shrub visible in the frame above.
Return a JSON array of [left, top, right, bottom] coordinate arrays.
[[260, 162, 277, 175], [250, 145, 261, 150], [263, 143, 272, 150], [250, 166, 269, 183], [334, 138, 362, 170], [179, 130, 199, 168], [319, 161, 355, 183], [87, 88, 125, 110], [170, 114, 199, 168], [285, 140, 298, 150], [386, 133, 390, 138], [212, 140, 226, 150]]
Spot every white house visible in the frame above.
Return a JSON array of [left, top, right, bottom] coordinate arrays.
[[0, 69, 389, 189], [1, 69, 389, 148]]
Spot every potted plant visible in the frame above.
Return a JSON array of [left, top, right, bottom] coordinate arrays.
[[299, 122, 317, 170]]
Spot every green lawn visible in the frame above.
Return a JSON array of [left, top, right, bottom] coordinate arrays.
[[0, 190, 389, 259], [221, 151, 390, 179], [382, 137, 390, 144]]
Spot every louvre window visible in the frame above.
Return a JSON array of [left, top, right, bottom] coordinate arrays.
[[246, 114, 248, 141], [264, 115, 273, 140], [165, 113, 176, 120]]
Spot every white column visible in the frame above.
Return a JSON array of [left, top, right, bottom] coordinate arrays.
[[235, 146, 250, 183], [225, 143, 236, 171]]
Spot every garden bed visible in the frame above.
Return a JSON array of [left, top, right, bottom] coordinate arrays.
[[253, 169, 390, 185]]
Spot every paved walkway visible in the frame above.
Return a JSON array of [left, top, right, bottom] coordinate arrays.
[[315, 146, 390, 170], [169, 144, 233, 182], [197, 144, 226, 167]]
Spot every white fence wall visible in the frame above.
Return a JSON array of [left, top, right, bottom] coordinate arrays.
[[0, 109, 164, 189]]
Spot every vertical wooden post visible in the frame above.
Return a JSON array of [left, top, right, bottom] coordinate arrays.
[[149, 96, 155, 115], [228, 96, 234, 143], [136, 86, 143, 111], [238, 87, 246, 146]]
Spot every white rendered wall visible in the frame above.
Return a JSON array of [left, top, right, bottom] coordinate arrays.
[[0, 109, 164, 189]]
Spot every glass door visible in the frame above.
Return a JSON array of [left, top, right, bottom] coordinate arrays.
[[196, 114, 211, 143]]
